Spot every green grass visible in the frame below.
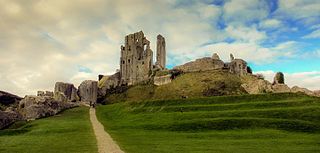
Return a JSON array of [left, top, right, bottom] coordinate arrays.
[[96, 93, 320, 153], [0, 107, 97, 153], [105, 70, 246, 103]]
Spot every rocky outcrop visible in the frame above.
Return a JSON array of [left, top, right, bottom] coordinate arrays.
[[241, 79, 273, 94], [154, 74, 172, 86], [18, 95, 77, 120], [227, 59, 248, 76], [291, 86, 316, 96], [78, 80, 98, 105], [98, 72, 120, 97], [272, 84, 291, 93], [54, 82, 79, 102], [0, 91, 22, 107], [212, 53, 220, 60], [174, 57, 224, 72], [314, 90, 320, 97], [273, 72, 284, 84], [53, 92, 67, 103], [230, 54, 235, 61], [37, 91, 54, 97], [0, 110, 22, 129]]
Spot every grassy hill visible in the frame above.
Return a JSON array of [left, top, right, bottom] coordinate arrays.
[[96, 93, 320, 153], [0, 107, 97, 153], [104, 70, 247, 103]]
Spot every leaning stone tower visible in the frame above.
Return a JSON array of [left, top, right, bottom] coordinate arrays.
[[156, 34, 166, 70]]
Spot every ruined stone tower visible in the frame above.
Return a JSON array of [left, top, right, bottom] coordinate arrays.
[[156, 34, 166, 69], [120, 31, 153, 85]]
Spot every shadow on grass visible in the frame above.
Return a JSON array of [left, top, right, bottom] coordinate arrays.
[[0, 121, 34, 136], [142, 118, 320, 133]]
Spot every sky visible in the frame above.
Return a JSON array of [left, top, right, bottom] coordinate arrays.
[[0, 0, 319, 96]]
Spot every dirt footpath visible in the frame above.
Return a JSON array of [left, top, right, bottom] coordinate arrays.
[[89, 108, 125, 153]]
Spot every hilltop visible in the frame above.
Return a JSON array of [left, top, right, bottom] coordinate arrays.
[[99, 67, 319, 104]]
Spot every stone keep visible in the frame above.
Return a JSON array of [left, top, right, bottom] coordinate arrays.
[[78, 80, 98, 104], [156, 34, 166, 69], [120, 31, 153, 85]]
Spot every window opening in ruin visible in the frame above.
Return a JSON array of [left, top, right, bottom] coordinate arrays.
[[143, 45, 147, 51], [128, 59, 131, 63], [128, 46, 131, 51], [122, 60, 125, 64], [142, 61, 144, 65]]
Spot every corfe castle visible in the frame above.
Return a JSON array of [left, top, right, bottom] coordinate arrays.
[[1, 31, 319, 125], [99, 31, 248, 93]]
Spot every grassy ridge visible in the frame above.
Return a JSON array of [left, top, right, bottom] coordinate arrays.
[[105, 70, 246, 103], [96, 93, 320, 153], [0, 107, 97, 153]]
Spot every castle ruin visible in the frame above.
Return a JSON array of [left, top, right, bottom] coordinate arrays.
[[173, 53, 248, 76], [156, 35, 166, 70], [120, 31, 154, 85], [99, 31, 250, 97], [118, 31, 167, 86]]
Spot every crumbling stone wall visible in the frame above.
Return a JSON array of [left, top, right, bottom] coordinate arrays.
[[37, 91, 54, 97], [156, 34, 166, 70], [273, 72, 285, 84], [228, 59, 248, 76], [120, 31, 153, 86], [54, 82, 78, 102], [173, 57, 225, 72], [78, 80, 98, 105]]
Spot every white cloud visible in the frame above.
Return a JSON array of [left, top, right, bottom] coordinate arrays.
[[303, 29, 320, 39], [223, 0, 269, 24], [259, 19, 282, 29], [276, 0, 320, 21], [225, 25, 267, 43], [191, 40, 296, 65], [0, 0, 225, 96], [257, 70, 320, 91]]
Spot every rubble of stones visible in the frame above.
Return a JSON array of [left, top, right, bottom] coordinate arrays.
[[0, 80, 98, 129]]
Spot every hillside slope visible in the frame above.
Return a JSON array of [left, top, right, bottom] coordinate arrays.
[[104, 70, 247, 103], [0, 107, 97, 153], [96, 93, 320, 153]]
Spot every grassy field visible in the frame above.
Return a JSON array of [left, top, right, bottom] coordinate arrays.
[[0, 107, 97, 153], [96, 93, 320, 153]]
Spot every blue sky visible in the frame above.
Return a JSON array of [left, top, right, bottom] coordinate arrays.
[[0, 0, 319, 96]]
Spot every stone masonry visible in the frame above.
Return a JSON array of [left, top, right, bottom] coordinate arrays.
[[120, 31, 153, 85], [119, 31, 166, 86], [78, 80, 98, 105], [174, 53, 248, 76], [54, 82, 78, 102], [156, 34, 166, 70]]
